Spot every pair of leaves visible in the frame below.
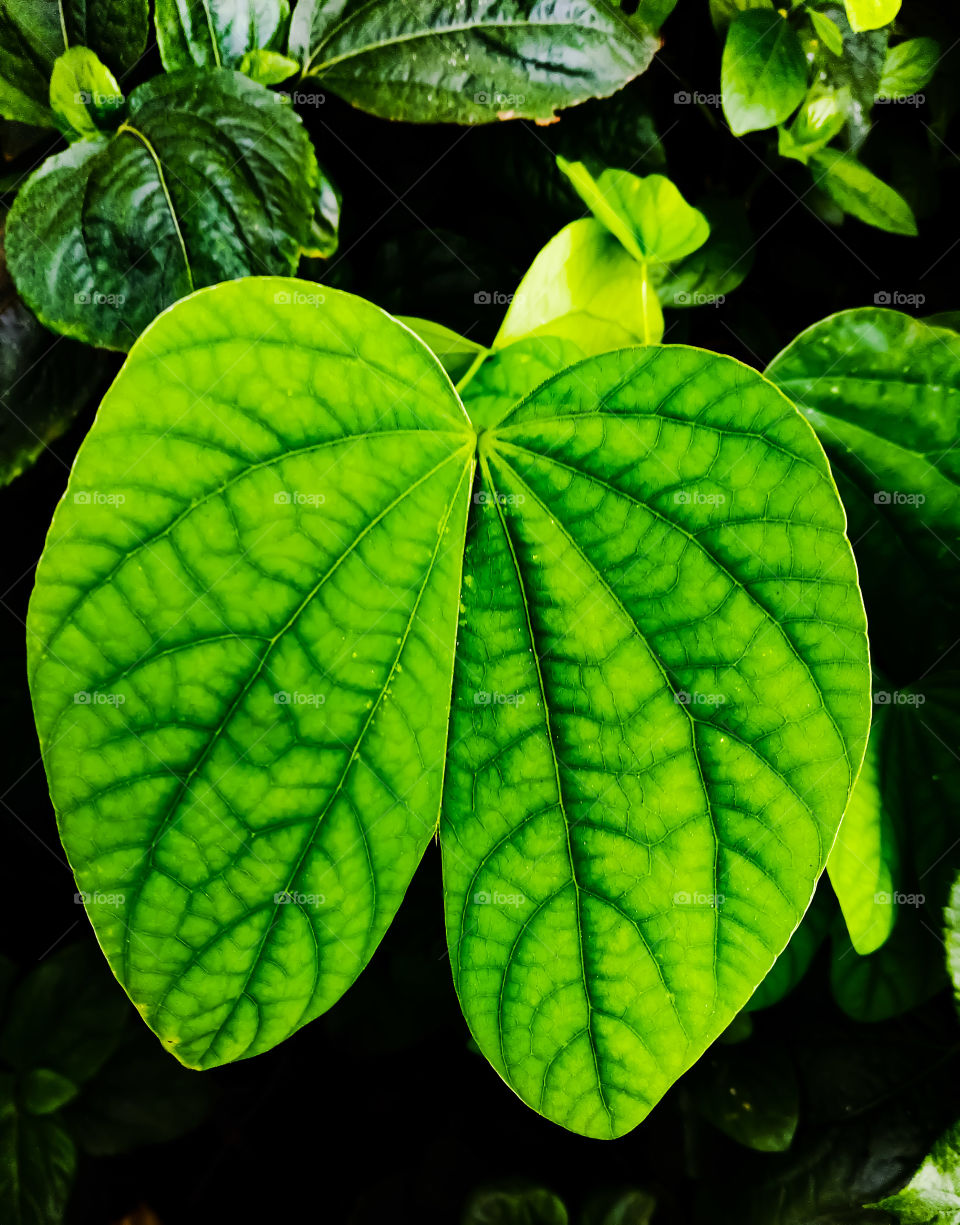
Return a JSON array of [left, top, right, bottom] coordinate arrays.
[[490, 158, 728, 354], [28, 276, 870, 1138], [291, 0, 675, 125], [156, 0, 297, 83], [5, 69, 331, 350]]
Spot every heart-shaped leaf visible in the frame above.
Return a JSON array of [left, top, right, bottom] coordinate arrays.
[[290, 0, 672, 124], [721, 10, 808, 136], [5, 70, 328, 350], [28, 278, 869, 1138]]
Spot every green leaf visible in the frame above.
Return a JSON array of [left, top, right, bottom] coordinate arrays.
[[0, 225, 110, 487], [29, 278, 475, 1074], [0, 945, 128, 1084], [463, 1187, 569, 1225], [745, 884, 833, 1011], [18, 1071, 79, 1117], [5, 70, 326, 350], [49, 47, 123, 140], [445, 347, 868, 1138], [494, 219, 664, 354], [827, 704, 898, 955], [693, 1042, 799, 1152], [831, 906, 945, 1023], [878, 37, 940, 101], [396, 317, 490, 383], [460, 336, 586, 429], [239, 48, 299, 84], [556, 159, 710, 266], [291, 0, 667, 124], [766, 309, 960, 592], [156, 0, 291, 72], [777, 88, 848, 164], [871, 1119, 960, 1221], [809, 148, 917, 234], [0, 1099, 76, 1225], [0, 0, 147, 127], [28, 279, 870, 1138], [721, 10, 808, 136], [844, 0, 900, 34], [810, 10, 844, 57], [652, 199, 754, 308]]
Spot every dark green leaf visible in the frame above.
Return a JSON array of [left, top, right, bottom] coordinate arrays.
[[0, 945, 128, 1084], [292, 0, 669, 124], [156, 0, 291, 71], [18, 1071, 78, 1117], [746, 883, 833, 1011], [5, 70, 325, 349], [693, 1042, 799, 1152], [0, 1094, 76, 1225]]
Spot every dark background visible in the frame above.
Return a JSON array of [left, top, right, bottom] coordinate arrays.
[[3, 1, 960, 1220]]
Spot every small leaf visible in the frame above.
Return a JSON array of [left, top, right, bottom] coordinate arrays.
[[809, 148, 917, 234], [396, 317, 489, 383], [844, 0, 900, 34], [239, 48, 299, 84], [721, 10, 808, 136], [5, 70, 326, 349], [156, 0, 291, 71], [556, 159, 710, 265], [827, 704, 898, 955], [878, 37, 940, 100], [49, 47, 123, 140], [494, 219, 663, 354], [292, 0, 668, 124], [19, 1070, 79, 1117], [810, 10, 844, 57], [777, 88, 848, 164]]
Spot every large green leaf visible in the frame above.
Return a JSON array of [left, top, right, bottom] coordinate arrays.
[[0, 0, 147, 126], [29, 279, 474, 1072], [156, 0, 290, 72], [291, 0, 671, 124], [444, 346, 868, 1136], [5, 70, 326, 349], [28, 278, 869, 1138], [721, 10, 808, 136]]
